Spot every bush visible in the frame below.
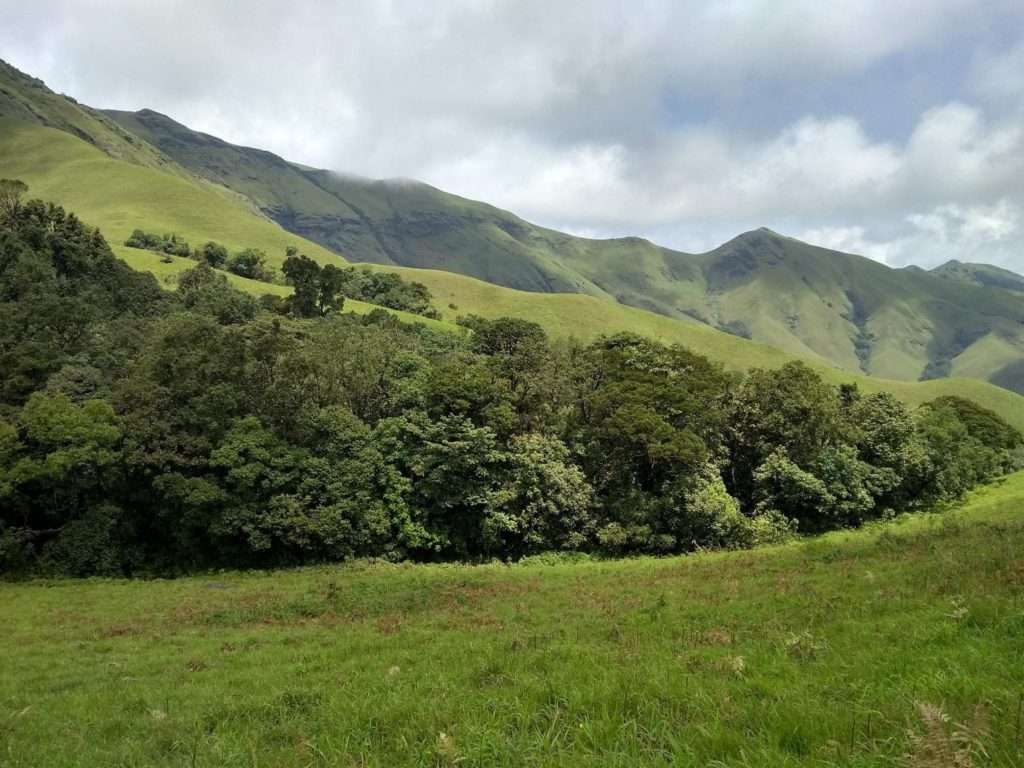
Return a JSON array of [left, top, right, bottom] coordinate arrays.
[[124, 229, 191, 257], [40, 503, 124, 577], [226, 248, 276, 282]]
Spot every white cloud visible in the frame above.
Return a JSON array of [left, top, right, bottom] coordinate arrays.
[[799, 226, 897, 264], [803, 200, 1023, 269], [0, 0, 1023, 271]]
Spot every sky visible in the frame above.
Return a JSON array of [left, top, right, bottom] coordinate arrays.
[[2, 0, 1024, 271]]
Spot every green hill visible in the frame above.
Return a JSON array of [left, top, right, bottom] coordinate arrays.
[[0, 119, 344, 266], [3, 115, 1024, 432], [3, 58, 1024, 428], [0, 60, 190, 176], [101, 108, 1024, 395], [929, 259, 1024, 293]]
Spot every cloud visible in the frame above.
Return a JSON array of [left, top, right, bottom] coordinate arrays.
[[798, 226, 897, 264], [801, 199, 1023, 269], [1, 0, 1023, 271]]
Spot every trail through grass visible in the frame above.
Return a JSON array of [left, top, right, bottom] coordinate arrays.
[[3, 474, 1024, 766]]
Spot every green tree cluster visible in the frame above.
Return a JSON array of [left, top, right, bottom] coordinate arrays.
[[3, 192, 1020, 575], [124, 229, 192, 258]]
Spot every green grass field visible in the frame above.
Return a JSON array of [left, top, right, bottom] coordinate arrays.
[[3, 472, 1024, 766]]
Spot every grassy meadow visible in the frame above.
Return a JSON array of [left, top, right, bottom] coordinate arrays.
[[3, 472, 1024, 766]]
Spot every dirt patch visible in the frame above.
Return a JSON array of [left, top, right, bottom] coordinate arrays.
[[97, 623, 144, 639]]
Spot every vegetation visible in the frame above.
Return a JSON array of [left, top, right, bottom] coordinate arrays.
[[118, 232, 440, 318], [4, 114, 1024, 431], [2, 194, 1020, 577], [281, 252, 439, 319], [2, 472, 1023, 765], [102, 108, 1024, 394], [124, 228, 192, 258]]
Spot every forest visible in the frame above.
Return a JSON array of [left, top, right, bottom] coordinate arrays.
[[1, 189, 1021, 576]]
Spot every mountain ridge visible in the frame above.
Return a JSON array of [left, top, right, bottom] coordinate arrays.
[[99, 107, 1024, 392], [2, 57, 1023, 395], [929, 259, 1024, 293]]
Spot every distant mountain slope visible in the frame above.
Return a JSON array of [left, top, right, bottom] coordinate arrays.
[[105, 108, 688, 301], [929, 260, 1024, 293], [4, 116, 1023, 433], [0, 60, 189, 177], [3, 58, 1023, 396], [103, 108, 1024, 395]]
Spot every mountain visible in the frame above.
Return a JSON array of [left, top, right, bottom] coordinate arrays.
[[0, 60, 190, 178], [929, 259, 1024, 293], [3, 57, 1024, 407], [103, 107, 1024, 394]]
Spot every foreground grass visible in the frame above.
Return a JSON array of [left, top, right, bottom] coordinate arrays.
[[3, 474, 1024, 766]]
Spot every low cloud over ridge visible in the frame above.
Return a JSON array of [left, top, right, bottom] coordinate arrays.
[[2, 0, 1023, 269]]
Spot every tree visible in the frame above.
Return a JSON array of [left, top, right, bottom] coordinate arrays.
[[485, 433, 595, 555], [227, 248, 271, 280], [198, 241, 229, 268], [0, 179, 28, 219], [0, 394, 122, 570], [177, 262, 259, 325], [316, 264, 346, 316], [725, 362, 841, 510], [282, 254, 320, 317], [469, 316, 546, 358]]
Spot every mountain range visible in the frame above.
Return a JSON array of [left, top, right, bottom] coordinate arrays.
[[2, 57, 1024, 402]]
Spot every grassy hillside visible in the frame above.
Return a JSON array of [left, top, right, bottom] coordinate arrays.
[[104, 108, 1024, 395], [0, 119, 344, 266], [115, 247, 456, 332], [0, 60, 191, 176], [4, 115, 1024, 431], [3, 471, 1024, 765]]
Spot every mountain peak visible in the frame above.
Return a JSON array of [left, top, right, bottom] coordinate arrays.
[[930, 259, 1024, 293]]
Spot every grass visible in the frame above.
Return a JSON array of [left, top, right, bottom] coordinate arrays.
[[0, 119, 344, 267], [3, 472, 1024, 766]]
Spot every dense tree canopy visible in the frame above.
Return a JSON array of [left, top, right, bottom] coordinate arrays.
[[2, 193, 1021, 575]]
